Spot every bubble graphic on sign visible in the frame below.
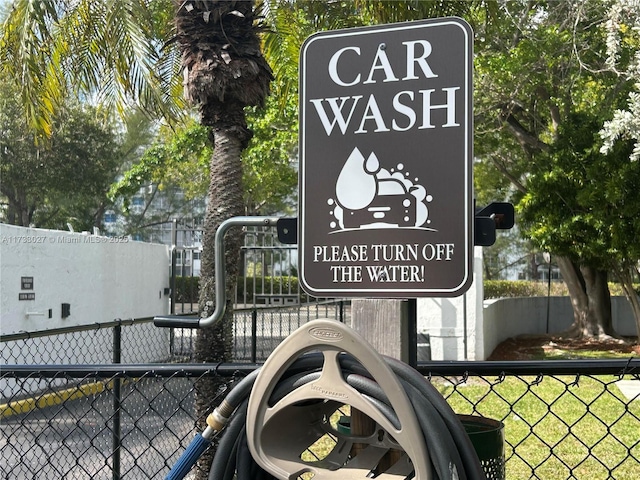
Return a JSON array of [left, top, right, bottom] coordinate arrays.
[[330, 147, 434, 231]]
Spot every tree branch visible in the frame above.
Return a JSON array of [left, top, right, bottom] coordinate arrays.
[[489, 154, 528, 194], [500, 106, 551, 153], [536, 86, 562, 138]]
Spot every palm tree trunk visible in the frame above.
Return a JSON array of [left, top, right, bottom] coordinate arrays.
[[194, 126, 246, 479], [172, 1, 272, 476], [196, 126, 246, 366]]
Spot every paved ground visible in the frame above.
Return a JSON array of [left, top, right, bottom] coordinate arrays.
[[1, 377, 197, 479]]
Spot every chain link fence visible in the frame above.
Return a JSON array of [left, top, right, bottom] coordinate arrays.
[[2, 215, 638, 480], [0, 301, 350, 477], [1, 300, 349, 366], [1, 360, 638, 479], [2, 305, 638, 479]]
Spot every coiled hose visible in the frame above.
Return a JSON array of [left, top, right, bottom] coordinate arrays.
[[204, 351, 486, 480]]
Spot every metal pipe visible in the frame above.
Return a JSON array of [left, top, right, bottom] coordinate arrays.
[[463, 292, 468, 360], [200, 216, 280, 328], [1, 317, 151, 342], [6, 358, 638, 379], [154, 216, 280, 328]]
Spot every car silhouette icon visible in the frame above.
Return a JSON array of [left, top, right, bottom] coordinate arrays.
[[343, 178, 416, 228]]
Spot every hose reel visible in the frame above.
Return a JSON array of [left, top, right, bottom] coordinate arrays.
[[243, 319, 486, 480], [247, 319, 431, 479], [167, 321, 488, 480]]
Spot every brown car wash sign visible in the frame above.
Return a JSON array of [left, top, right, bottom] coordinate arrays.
[[299, 17, 473, 298]]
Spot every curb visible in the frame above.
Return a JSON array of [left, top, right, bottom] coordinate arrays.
[[0, 381, 114, 419]]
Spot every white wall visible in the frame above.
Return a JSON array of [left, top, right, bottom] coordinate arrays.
[[0, 224, 171, 361], [483, 296, 639, 358], [417, 247, 484, 361], [416, 246, 639, 361]]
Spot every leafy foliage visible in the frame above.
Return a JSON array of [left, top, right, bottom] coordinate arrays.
[[472, 1, 640, 336], [600, 0, 640, 160], [0, 0, 180, 138], [109, 121, 211, 206], [484, 279, 639, 299], [484, 280, 568, 299], [109, 100, 299, 219], [243, 81, 298, 215], [519, 113, 640, 268], [0, 80, 123, 230]]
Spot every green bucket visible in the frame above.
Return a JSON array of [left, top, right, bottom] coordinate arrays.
[[458, 414, 505, 480], [337, 416, 351, 435]]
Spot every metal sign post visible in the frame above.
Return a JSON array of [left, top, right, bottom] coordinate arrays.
[[299, 17, 474, 298]]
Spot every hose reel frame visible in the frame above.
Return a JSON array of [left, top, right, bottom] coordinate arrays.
[[247, 319, 432, 479]]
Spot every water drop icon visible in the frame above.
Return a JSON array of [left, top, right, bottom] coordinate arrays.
[[365, 152, 381, 174], [335, 148, 379, 210]]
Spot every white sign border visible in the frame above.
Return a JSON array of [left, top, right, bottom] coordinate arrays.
[[299, 17, 473, 297]]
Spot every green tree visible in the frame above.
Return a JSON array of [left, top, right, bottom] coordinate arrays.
[[0, 80, 123, 230], [474, 0, 640, 338], [520, 113, 640, 337], [2, 3, 271, 476], [109, 88, 299, 226], [108, 120, 211, 238], [243, 79, 298, 215], [0, 0, 179, 136]]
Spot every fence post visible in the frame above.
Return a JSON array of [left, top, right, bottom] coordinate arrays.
[[169, 220, 177, 355], [170, 219, 177, 314], [350, 299, 410, 469], [112, 322, 122, 480], [251, 308, 258, 363]]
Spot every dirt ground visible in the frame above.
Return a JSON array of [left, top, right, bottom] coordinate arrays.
[[487, 334, 640, 361]]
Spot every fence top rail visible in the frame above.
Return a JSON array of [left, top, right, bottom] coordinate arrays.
[[241, 245, 297, 251], [0, 298, 349, 341], [2, 358, 638, 379], [0, 316, 155, 343], [233, 298, 347, 312]]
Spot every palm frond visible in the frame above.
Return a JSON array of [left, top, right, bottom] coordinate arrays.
[[1, 0, 63, 135], [1, 0, 182, 136]]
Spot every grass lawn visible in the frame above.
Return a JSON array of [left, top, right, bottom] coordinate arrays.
[[435, 373, 640, 479], [299, 373, 639, 479]]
